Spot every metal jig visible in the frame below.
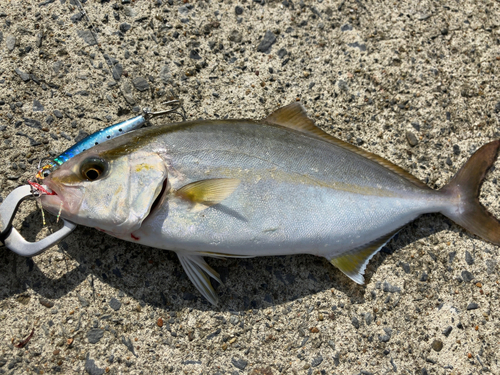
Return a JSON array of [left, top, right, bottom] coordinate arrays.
[[0, 185, 76, 257], [36, 100, 182, 180]]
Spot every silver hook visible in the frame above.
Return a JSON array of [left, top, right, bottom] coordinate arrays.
[[143, 100, 183, 121], [0, 185, 76, 257]]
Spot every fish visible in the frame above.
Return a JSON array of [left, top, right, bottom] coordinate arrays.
[[38, 102, 500, 305]]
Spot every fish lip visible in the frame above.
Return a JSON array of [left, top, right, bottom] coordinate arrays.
[[42, 179, 61, 198]]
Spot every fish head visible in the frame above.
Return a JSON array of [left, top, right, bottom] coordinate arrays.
[[40, 148, 168, 235]]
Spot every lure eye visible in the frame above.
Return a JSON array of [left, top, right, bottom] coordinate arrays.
[[80, 158, 108, 182], [42, 170, 51, 178]]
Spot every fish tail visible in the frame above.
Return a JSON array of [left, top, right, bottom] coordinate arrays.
[[440, 140, 500, 245]]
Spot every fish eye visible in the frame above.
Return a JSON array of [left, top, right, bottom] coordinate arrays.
[[80, 158, 108, 182]]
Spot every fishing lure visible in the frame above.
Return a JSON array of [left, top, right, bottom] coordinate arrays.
[[36, 100, 181, 180]]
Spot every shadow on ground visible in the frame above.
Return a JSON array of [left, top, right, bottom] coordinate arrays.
[[0, 209, 463, 313]]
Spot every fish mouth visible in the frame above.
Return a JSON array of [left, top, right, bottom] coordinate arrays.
[[28, 181, 57, 196], [39, 179, 83, 217]]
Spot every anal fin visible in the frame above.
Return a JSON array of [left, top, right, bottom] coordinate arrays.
[[330, 229, 400, 284], [177, 253, 222, 305]]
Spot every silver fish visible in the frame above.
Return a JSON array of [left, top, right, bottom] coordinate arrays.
[[40, 103, 500, 305]]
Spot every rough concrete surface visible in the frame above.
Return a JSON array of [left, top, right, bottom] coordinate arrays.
[[0, 0, 499, 374]]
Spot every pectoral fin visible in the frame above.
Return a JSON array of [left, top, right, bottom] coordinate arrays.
[[177, 253, 222, 305], [330, 230, 400, 284], [176, 179, 241, 209]]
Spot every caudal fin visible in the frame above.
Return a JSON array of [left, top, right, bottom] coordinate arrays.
[[440, 140, 500, 245]]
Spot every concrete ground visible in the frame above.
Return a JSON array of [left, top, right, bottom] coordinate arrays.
[[0, 0, 499, 374]]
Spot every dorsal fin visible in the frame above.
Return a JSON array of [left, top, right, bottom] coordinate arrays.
[[263, 102, 429, 189]]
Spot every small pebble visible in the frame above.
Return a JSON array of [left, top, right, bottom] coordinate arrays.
[[77, 29, 97, 46], [36, 32, 43, 48], [485, 259, 497, 275], [228, 30, 242, 43], [24, 118, 41, 129], [406, 131, 418, 146], [87, 329, 104, 344], [378, 334, 390, 343], [39, 298, 54, 308], [277, 48, 287, 59], [108, 298, 121, 311], [466, 302, 478, 310], [432, 339, 443, 352], [442, 326, 452, 337], [379, 327, 392, 342], [365, 312, 373, 325], [311, 355, 323, 367], [132, 77, 149, 91], [461, 270, 473, 283], [85, 356, 105, 375], [465, 251, 474, 265], [33, 99, 44, 111], [15, 68, 30, 82], [159, 65, 172, 85], [120, 23, 131, 33], [402, 262, 410, 273], [383, 281, 401, 293], [231, 358, 247, 370], [78, 294, 89, 307], [189, 50, 202, 60], [6, 35, 16, 51], [257, 30, 277, 53], [112, 64, 123, 81]]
